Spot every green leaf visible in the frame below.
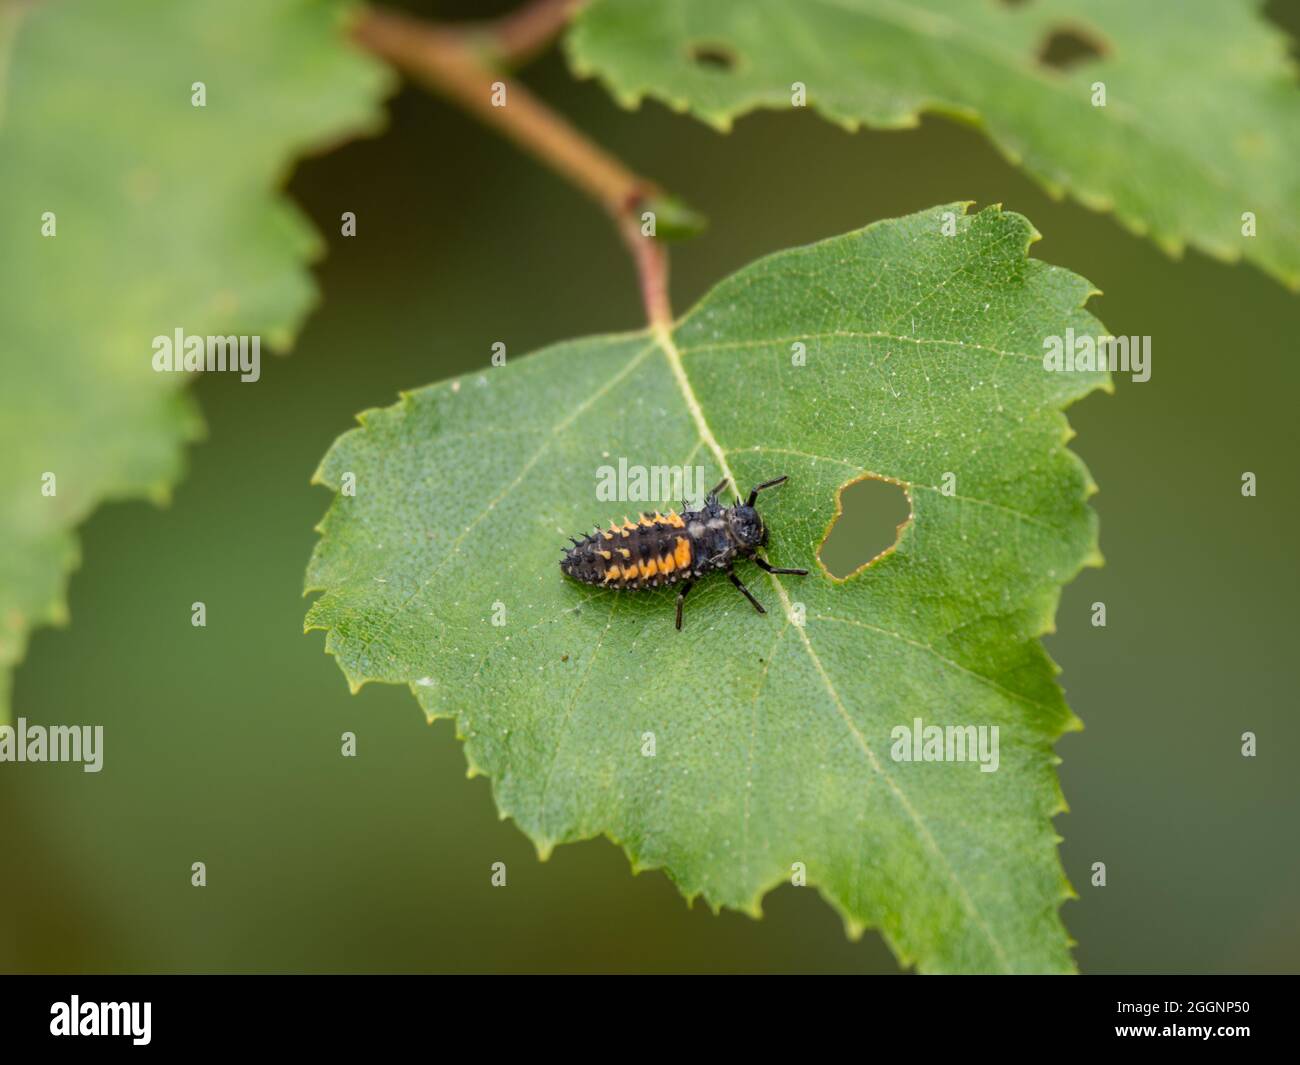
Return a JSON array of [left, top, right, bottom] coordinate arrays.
[[567, 0, 1300, 290], [0, 0, 390, 719], [642, 191, 708, 241], [305, 203, 1109, 973]]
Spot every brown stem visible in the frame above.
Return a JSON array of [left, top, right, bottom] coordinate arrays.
[[618, 214, 672, 331], [478, 0, 582, 67], [354, 4, 673, 329]]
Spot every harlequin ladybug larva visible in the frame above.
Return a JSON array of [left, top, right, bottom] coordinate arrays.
[[560, 475, 809, 629]]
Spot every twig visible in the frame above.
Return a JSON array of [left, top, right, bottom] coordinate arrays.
[[617, 213, 672, 330], [354, 3, 675, 329], [475, 0, 581, 68]]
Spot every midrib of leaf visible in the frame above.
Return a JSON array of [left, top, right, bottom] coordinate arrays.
[[653, 317, 1015, 972]]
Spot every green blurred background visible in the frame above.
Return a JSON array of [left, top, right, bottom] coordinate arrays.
[[2, 0, 1297, 973]]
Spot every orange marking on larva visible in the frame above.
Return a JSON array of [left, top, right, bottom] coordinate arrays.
[[659, 552, 675, 574], [598, 549, 612, 560], [674, 536, 692, 569], [664, 510, 685, 528], [603, 564, 620, 582], [642, 556, 658, 578], [617, 547, 631, 559]]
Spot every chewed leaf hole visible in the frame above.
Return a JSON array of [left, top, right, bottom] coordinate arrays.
[[688, 42, 739, 71], [818, 475, 912, 579], [1038, 27, 1107, 70]]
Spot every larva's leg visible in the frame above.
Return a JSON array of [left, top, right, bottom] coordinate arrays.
[[675, 580, 694, 631], [754, 555, 808, 576], [727, 568, 765, 615]]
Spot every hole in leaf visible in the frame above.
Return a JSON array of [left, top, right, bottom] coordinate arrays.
[[998, 0, 1032, 7], [688, 42, 739, 72], [818, 476, 912, 579], [1037, 27, 1106, 70]]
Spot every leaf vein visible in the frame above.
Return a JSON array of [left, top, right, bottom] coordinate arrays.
[[662, 321, 1013, 971]]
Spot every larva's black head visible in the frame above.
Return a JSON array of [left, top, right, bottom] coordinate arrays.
[[712, 474, 793, 550], [726, 504, 767, 549]]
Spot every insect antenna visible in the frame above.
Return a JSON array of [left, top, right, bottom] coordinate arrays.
[[746, 475, 789, 507]]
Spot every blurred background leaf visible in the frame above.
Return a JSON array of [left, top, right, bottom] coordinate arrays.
[[0, 0, 390, 720], [569, 0, 1300, 290]]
